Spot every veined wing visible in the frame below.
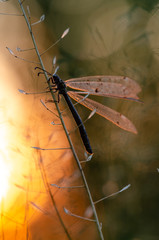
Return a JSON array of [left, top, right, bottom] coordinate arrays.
[[66, 76, 141, 101], [68, 92, 138, 134]]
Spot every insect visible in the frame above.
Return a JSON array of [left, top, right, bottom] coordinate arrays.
[[35, 67, 141, 154]]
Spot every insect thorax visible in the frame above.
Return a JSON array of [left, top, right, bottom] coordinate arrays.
[[53, 74, 66, 93]]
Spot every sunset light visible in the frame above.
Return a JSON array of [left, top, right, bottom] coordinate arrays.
[[0, 125, 10, 201], [0, 155, 10, 201]]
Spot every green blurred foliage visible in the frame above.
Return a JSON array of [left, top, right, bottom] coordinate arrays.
[[32, 0, 159, 239], [127, 0, 159, 12]]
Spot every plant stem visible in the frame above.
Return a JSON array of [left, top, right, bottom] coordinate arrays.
[[18, 0, 104, 239]]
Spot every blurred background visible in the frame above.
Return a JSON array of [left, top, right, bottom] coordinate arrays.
[[0, 0, 159, 239]]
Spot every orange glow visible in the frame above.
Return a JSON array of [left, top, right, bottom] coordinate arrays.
[[0, 154, 10, 200], [0, 120, 11, 201], [0, 66, 97, 238], [0, 2, 97, 238]]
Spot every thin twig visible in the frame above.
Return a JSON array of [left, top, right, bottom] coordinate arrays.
[[51, 183, 85, 189], [37, 149, 72, 239], [18, 1, 104, 239], [40, 99, 60, 118], [0, 12, 23, 16], [16, 47, 35, 52], [31, 146, 71, 151], [6, 47, 40, 64], [40, 28, 69, 56], [94, 184, 131, 204], [64, 207, 96, 222]]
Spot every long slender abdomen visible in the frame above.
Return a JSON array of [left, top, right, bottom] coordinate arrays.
[[62, 91, 93, 154]]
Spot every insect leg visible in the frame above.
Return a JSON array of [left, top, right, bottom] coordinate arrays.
[[34, 67, 52, 76]]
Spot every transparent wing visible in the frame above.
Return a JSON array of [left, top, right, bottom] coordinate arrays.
[[66, 75, 141, 101], [68, 92, 138, 134]]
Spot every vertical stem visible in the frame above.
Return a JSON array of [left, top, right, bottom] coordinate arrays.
[[18, 1, 104, 239], [38, 151, 72, 240]]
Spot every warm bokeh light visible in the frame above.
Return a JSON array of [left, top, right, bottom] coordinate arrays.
[[0, 1, 99, 239], [0, 155, 10, 201], [0, 119, 11, 201], [1, 1, 158, 239], [0, 59, 95, 239]]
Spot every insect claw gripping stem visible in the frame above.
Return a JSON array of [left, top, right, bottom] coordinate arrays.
[[37, 71, 45, 76], [48, 77, 54, 84]]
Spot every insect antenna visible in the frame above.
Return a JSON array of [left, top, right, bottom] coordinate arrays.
[[34, 67, 52, 76], [53, 65, 59, 75]]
